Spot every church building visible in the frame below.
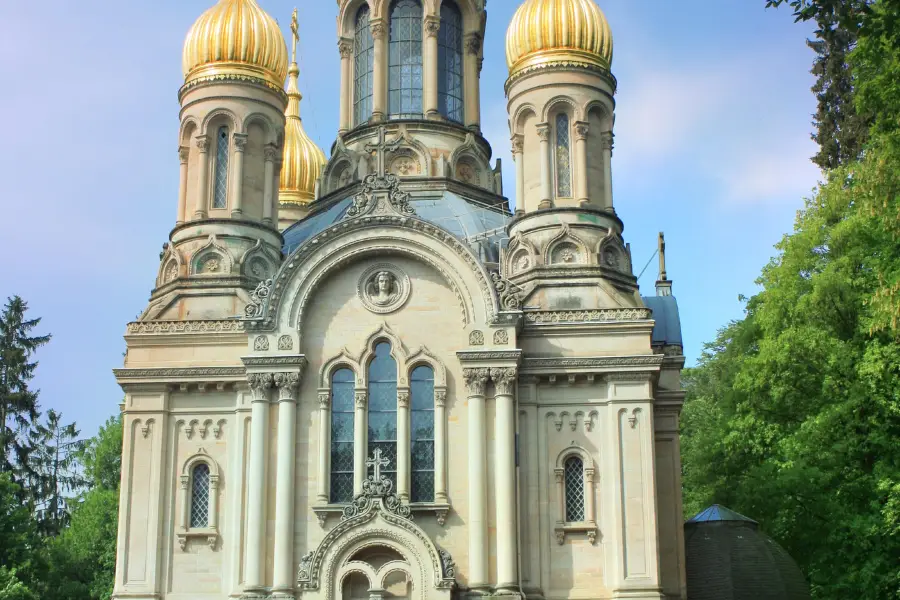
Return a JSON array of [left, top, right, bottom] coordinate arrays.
[[112, 0, 687, 599]]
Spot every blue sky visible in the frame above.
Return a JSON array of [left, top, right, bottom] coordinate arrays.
[[0, 0, 819, 438]]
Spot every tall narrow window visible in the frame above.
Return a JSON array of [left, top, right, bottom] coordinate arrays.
[[331, 368, 355, 503], [389, 0, 423, 119], [368, 343, 398, 489], [555, 113, 572, 198], [354, 5, 374, 125], [410, 365, 435, 502], [213, 126, 229, 209], [564, 456, 585, 522], [437, 2, 463, 123], [190, 463, 211, 528]]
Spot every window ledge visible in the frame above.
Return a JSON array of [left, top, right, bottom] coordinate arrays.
[[176, 527, 218, 551], [554, 521, 598, 545], [313, 501, 452, 527]]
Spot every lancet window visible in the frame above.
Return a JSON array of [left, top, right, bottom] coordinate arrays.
[[190, 463, 211, 527], [564, 456, 585, 522], [437, 1, 463, 123], [367, 343, 398, 489], [354, 5, 375, 126], [410, 365, 435, 502], [389, 0, 423, 119], [212, 126, 229, 209], [555, 113, 572, 198], [330, 368, 355, 503]]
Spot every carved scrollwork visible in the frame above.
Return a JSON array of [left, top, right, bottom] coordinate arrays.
[[245, 278, 273, 319], [463, 368, 490, 396], [439, 549, 456, 579], [491, 367, 518, 396], [490, 271, 525, 311]]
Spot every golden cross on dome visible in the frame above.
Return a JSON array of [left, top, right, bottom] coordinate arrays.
[[290, 8, 299, 63], [366, 448, 389, 481]]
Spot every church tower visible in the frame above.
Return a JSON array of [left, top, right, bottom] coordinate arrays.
[[146, 0, 289, 321]]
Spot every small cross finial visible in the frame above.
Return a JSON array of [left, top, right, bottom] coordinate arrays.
[[658, 232, 667, 282], [366, 448, 390, 481], [290, 8, 299, 63], [365, 126, 402, 177]]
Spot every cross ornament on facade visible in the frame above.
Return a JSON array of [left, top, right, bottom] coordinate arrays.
[[366, 448, 390, 481], [365, 126, 402, 177]]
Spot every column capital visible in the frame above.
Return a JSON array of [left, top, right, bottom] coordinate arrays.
[[397, 389, 410, 408], [274, 372, 301, 402], [425, 15, 441, 37], [355, 390, 368, 409], [178, 145, 191, 164], [463, 368, 490, 396], [264, 144, 279, 163], [435, 388, 448, 407], [318, 390, 330, 409], [600, 131, 615, 151], [248, 373, 274, 402], [465, 32, 482, 56], [370, 18, 387, 40], [196, 135, 211, 153], [233, 133, 249, 152], [574, 121, 590, 141], [511, 134, 524, 155], [536, 123, 551, 142], [490, 367, 518, 396], [338, 38, 354, 59]]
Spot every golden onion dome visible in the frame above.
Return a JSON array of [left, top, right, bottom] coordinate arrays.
[[183, 0, 289, 89], [506, 0, 613, 80]]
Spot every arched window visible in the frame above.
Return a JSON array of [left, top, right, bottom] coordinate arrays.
[[410, 365, 435, 502], [555, 113, 572, 198], [437, 1, 463, 123], [190, 463, 211, 528], [213, 126, 229, 209], [354, 5, 375, 126], [368, 343, 398, 489], [389, 0, 423, 119], [331, 368, 355, 503], [564, 456, 585, 522]]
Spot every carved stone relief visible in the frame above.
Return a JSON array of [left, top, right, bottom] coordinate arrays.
[[358, 264, 411, 314]]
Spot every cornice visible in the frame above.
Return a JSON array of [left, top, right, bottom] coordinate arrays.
[[114, 367, 246, 380], [178, 73, 288, 102], [521, 355, 663, 372], [241, 355, 308, 369], [457, 350, 522, 364], [126, 320, 246, 336], [524, 308, 652, 325], [504, 60, 618, 94]]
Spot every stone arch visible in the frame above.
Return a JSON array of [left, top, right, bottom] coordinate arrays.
[[405, 347, 448, 387], [450, 134, 490, 188], [512, 104, 538, 136], [190, 234, 235, 276], [544, 224, 590, 266], [597, 231, 631, 274], [179, 117, 200, 146], [555, 444, 595, 471], [359, 323, 409, 387], [243, 112, 280, 145], [339, 0, 377, 38], [320, 349, 364, 389], [181, 448, 221, 479], [157, 243, 185, 288], [505, 233, 538, 275], [584, 99, 614, 131], [542, 95, 581, 123], [389, 147, 426, 177], [200, 108, 239, 137], [240, 240, 278, 283]]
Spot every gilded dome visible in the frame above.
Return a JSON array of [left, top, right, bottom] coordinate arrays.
[[506, 0, 613, 80], [279, 62, 327, 206], [183, 0, 289, 89]]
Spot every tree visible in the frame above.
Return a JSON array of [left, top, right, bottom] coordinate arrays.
[[29, 410, 86, 536], [0, 297, 50, 483], [0, 475, 41, 600]]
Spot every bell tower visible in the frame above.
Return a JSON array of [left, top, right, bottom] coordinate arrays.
[[503, 0, 642, 312], [144, 0, 288, 321]]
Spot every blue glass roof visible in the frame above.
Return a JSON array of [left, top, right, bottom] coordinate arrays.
[[642, 295, 683, 347]]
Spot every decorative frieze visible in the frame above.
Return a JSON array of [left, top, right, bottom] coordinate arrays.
[[126, 320, 246, 335], [524, 308, 652, 324]]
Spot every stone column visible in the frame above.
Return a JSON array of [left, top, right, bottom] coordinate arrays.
[[231, 133, 248, 218], [434, 388, 448, 503], [464, 34, 482, 131], [574, 121, 590, 207], [601, 131, 614, 210], [193, 135, 211, 220], [464, 368, 490, 590], [177, 146, 190, 225], [424, 16, 441, 120], [371, 19, 388, 122], [537, 123, 553, 209], [263, 144, 277, 225], [585, 465, 596, 523], [317, 390, 330, 503], [354, 389, 368, 495], [272, 372, 301, 596], [397, 388, 411, 501], [511, 135, 524, 212], [492, 367, 519, 590], [245, 373, 273, 594], [338, 38, 354, 134]]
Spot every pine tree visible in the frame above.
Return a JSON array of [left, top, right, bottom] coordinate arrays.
[[0, 297, 51, 484], [29, 410, 85, 536]]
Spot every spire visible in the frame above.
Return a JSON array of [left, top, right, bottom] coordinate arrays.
[[656, 232, 673, 297], [286, 7, 302, 121]]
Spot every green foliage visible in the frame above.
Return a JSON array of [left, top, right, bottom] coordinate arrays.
[[29, 410, 86, 537], [0, 569, 37, 600], [0, 475, 40, 579]]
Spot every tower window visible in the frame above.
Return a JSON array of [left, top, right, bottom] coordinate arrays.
[[190, 463, 211, 528], [330, 368, 355, 503], [213, 126, 229, 209], [555, 113, 572, 198], [368, 342, 398, 489], [437, 1, 463, 123], [564, 456, 585, 522], [354, 5, 374, 126], [389, 0, 423, 119], [410, 365, 435, 502]]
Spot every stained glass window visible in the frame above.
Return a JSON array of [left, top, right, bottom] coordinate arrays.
[[437, 2, 463, 123], [190, 463, 211, 528], [410, 365, 435, 502], [354, 5, 374, 126], [213, 126, 229, 209], [555, 113, 572, 198], [331, 368, 355, 503], [368, 343, 398, 490], [389, 0, 423, 119], [564, 456, 585, 522]]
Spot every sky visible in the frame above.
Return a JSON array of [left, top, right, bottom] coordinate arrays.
[[0, 0, 819, 439]]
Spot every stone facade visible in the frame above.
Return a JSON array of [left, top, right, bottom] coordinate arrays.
[[113, 1, 687, 600]]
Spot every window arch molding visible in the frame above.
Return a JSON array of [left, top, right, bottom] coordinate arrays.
[[177, 449, 220, 551], [553, 445, 598, 545]]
